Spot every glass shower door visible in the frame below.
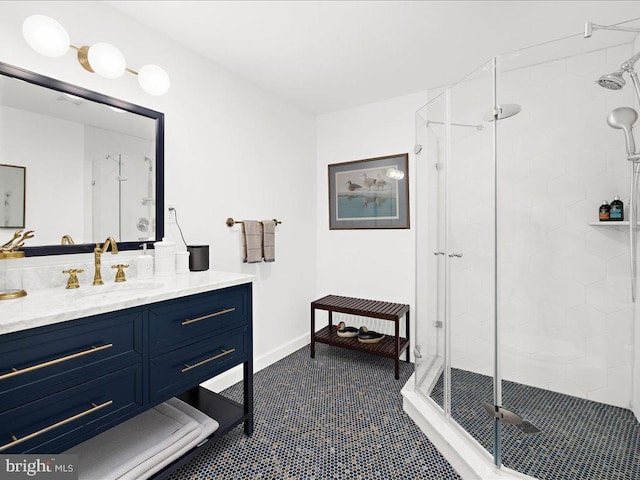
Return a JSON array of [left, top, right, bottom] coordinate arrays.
[[414, 94, 446, 403], [446, 61, 498, 460], [415, 59, 499, 463]]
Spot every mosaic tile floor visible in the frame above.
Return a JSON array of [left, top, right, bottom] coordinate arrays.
[[430, 368, 640, 480], [169, 344, 461, 480]]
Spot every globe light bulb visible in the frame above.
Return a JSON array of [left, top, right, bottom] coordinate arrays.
[[137, 64, 170, 96], [22, 15, 70, 58], [386, 168, 405, 180], [88, 42, 126, 79]]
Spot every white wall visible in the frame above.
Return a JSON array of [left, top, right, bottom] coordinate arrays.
[[0, 105, 84, 245], [0, 1, 317, 377], [316, 91, 425, 342]]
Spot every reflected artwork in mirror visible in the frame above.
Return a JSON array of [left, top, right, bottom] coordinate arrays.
[[0, 61, 164, 256], [0, 164, 26, 228]]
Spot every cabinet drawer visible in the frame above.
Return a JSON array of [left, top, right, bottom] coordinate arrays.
[[0, 364, 143, 454], [0, 311, 142, 412], [148, 284, 250, 353], [149, 327, 248, 401]]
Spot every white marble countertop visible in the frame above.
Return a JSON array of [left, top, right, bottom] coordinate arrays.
[[0, 270, 255, 335]]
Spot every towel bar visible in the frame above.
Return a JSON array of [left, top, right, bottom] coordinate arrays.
[[226, 218, 282, 227]]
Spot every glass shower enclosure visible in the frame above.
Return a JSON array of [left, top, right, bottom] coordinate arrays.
[[91, 153, 155, 242], [414, 19, 640, 479]]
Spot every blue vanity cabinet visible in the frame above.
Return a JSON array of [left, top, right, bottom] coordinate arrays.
[[0, 282, 253, 463], [0, 365, 144, 454], [148, 284, 250, 354], [0, 310, 143, 413]]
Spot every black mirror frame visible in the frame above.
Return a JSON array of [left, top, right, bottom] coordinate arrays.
[[0, 61, 164, 256]]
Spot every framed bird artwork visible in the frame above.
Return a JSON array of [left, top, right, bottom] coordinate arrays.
[[327, 153, 409, 229]]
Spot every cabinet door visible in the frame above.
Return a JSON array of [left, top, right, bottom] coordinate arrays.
[[0, 365, 143, 454], [0, 311, 142, 412], [149, 327, 248, 401], [148, 284, 250, 354]]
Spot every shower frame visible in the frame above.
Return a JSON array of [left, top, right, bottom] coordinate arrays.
[[411, 19, 640, 479]]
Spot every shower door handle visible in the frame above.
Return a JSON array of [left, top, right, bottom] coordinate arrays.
[[433, 251, 445, 256], [448, 252, 463, 258]]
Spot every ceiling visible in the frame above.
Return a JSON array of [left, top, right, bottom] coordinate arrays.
[[108, 1, 640, 114]]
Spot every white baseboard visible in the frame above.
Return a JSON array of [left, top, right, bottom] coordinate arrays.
[[200, 332, 309, 393]]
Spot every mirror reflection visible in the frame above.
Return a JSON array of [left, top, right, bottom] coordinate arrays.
[[0, 72, 157, 247], [0, 164, 25, 228]]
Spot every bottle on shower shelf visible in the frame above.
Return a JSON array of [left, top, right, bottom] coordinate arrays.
[[599, 200, 610, 221], [610, 195, 624, 221]]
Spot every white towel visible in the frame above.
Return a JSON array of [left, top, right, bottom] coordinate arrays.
[[68, 399, 219, 480], [122, 398, 219, 480], [68, 402, 200, 480], [242, 220, 263, 263], [262, 220, 276, 262]]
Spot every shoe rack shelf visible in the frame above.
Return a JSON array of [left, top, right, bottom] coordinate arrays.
[[310, 295, 410, 379]]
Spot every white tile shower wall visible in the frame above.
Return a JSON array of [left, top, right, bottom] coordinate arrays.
[[448, 44, 636, 408]]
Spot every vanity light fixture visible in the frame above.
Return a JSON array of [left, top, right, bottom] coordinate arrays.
[[22, 14, 170, 95], [386, 167, 405, 180]]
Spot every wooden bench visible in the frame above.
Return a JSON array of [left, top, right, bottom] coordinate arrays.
[[310, 295, 410, 379]]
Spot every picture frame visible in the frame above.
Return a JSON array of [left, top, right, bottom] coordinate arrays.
[[328, 153, 409, 230], [0, 164, 26, 229]]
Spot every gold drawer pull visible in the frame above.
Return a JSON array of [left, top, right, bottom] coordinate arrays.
[[181, 308, 236, 326], [0, 400, 113, 452], [0, 344, 114, 381], [181, 348, 235, 373]]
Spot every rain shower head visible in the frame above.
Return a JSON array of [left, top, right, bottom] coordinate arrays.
[[483, 104, 521, 122], [607, 106, 638, 155], [597, 70, 626, 90]]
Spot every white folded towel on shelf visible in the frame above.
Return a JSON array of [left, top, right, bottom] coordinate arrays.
[[123, 398, 219, 480], [68, 398, 219, 480]]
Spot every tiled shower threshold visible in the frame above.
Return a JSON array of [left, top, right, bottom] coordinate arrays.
[[402, 369, 640, 480]]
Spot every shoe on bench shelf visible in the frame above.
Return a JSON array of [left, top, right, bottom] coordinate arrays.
[[357, 326, 384, 343], [336, 321, 359, 337]]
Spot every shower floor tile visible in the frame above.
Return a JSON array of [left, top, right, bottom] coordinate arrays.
[[430, 368, 640, 480]]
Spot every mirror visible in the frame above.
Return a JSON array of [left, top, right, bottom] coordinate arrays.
[[0, 164, 26, 228], [0, 62, 164, 256]]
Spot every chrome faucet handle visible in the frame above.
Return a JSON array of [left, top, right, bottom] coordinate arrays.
[[111, 264, 130, 283], [62, 268, 84, 289]]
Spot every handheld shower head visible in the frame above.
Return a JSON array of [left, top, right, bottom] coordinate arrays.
[[607, 106, 638, 155], [597, 70, 626, 90]]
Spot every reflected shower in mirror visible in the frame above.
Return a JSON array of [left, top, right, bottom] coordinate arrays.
[[0, 61, 164, 256]]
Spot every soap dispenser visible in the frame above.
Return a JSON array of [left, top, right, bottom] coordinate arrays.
[[610, 195, 624, 221], [136, 243, 154, 279], [599, 200, 610, 221]]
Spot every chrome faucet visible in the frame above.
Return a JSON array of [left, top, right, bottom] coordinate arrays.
[[93, 237, 119, 286]]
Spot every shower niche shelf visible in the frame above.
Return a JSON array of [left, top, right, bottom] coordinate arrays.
[[588, 221, 640, 226]]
